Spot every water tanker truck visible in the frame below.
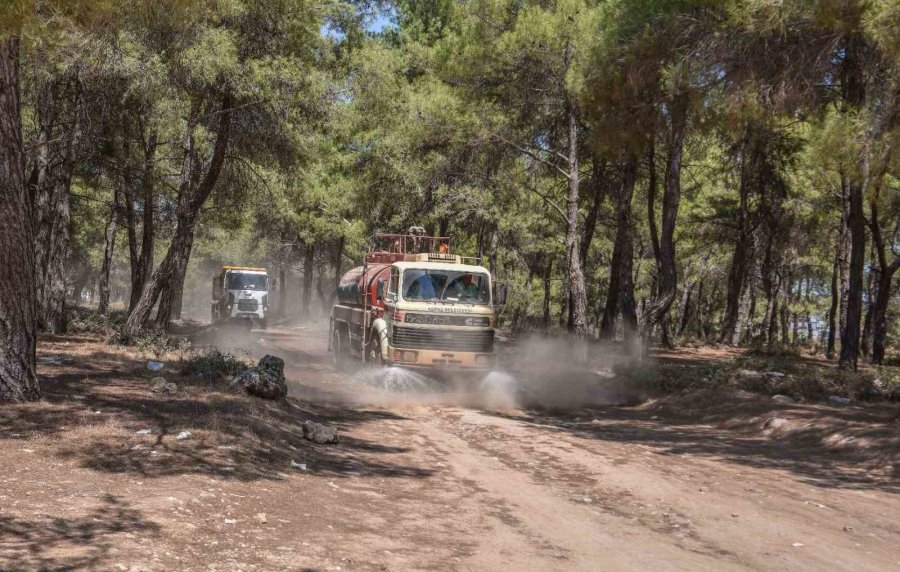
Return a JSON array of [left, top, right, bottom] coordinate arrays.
[[330, 229, 507, 371]]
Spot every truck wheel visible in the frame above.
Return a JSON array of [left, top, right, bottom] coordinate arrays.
[[368, 335, 384, 367], [332, 325, 349, 369], [259, 318, 268, 330], [211, 305, 217, 324]]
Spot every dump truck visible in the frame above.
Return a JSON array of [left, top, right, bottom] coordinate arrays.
[[211, 266, 271, 329], [329, 230, 507, 371]]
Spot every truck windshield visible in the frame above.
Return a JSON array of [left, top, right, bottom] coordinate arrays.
[[227, 273, 267, 291], [402, 270, 489, 304]]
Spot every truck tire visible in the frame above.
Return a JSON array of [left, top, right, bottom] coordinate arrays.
[[210, 304, 218, 324], [332, 325, 349, 369], [259, 318, 268, 330]]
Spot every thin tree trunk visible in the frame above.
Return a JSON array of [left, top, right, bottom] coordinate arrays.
[[580, 157, 606, 266], [868, 176, 900, 364], [542, 257, 552, 330], [301, 243, 314, 319], [278, 264, 287, 318], [677, 281, 694, 336], [0, 37, 40, 402], [330, 235, 344, 308], [805, 276, 814, 343], [98, 190, 120, 314]]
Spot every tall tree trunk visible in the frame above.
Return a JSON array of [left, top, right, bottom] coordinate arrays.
[[677, 281, 694, 336], [693, 280, 705, 339], [645, 93, 688, 348], [98, 190, 120, 314], [154, 231, 193, 328], [563, 99, 588, 339], [826, 247, 840, 358], [123, 94, 232, 336], [861, 256, 876, 357], [868, 177, 900, 365], [278, 264, 287, 318], [35, 72, 81, 334], [0, 37, 40, 402], [839, 32, 867, 370], [646, 135, 661, 335], [601, 158, 639, 342], [720, 128, 755, 344], [301, 243, 314, 319], [805, 277, 814, 343]]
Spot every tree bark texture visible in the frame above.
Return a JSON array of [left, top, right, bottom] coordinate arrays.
[[600, 157, 638, 342], [838, 32, 867, 370], [0, 37, 40, 402], [564, 99, 588, 338], [33, 71, 82, 334], [644, 93, 688, 348], [301, 243, 314, 318]]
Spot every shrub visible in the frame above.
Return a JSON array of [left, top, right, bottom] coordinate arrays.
[[181, 348, 251, 382]]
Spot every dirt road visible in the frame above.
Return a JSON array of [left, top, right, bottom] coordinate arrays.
[[250, 325, 900, 571], [3, 323, 899, 571]]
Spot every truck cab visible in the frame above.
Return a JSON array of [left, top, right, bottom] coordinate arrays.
[[211, 266, 271, 329], [380, 257, 497, 369]]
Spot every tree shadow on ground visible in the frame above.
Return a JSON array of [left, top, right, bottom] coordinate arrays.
[[488, 392, 900, 493], [1, 342, 433, 483], [0, 495, 158, 571]]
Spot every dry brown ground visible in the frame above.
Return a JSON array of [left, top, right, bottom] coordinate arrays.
[[0, 325, 898, 571]]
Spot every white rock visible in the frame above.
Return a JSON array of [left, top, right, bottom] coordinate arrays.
[[772, 394, 795, 404], [224, 519, 236, 525], [176, 431, 192, 440], [291, 460, 307, 471], [136, 429, 152, 435]]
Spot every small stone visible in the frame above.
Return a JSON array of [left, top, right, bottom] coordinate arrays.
[[176, 431, 192, 441], [136, 429, 152, 435], [772, 394, 795, 404], [150, 377, 178, 395], [255, 513, 267, 524], [224, 518, 236, 525], [302, 421, 340, 444], [828, 395, 853, 406], [792, 542, 804, 548], [291, 460, 308, 471], [842, 525, 854, 532]]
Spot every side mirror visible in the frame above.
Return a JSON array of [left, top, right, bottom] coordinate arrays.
[[494, 283, 508, 306]]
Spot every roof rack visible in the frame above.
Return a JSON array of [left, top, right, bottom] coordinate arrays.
[[365, 231, 451, 265]]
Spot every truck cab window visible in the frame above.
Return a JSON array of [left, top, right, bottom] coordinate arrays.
[[227, 273, 267, 291]]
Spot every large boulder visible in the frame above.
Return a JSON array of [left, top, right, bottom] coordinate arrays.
[[230, 355, 287, 400]]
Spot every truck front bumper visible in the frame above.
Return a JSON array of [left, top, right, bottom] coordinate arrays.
[[387, 346, 495, 371]]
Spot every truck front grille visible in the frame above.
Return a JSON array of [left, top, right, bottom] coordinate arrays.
[[237, 299, 259, 312], [392, 326, 494, 353]]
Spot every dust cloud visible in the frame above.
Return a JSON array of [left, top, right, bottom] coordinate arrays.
[[347, 334, 650, 412]]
